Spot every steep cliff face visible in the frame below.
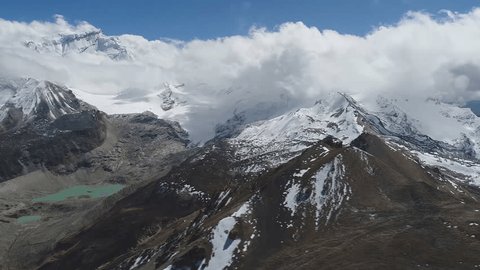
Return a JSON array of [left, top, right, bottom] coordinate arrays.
[[0, 78, 106, 182]]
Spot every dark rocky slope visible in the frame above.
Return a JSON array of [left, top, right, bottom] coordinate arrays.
[[0, 110, 106, 182], [0, 79, 190, 270], [37, 134, 480, 270]]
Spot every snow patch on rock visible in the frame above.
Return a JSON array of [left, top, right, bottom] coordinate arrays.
[[204, 199, 254, 270], [283, 182, 301, 216], [312, 155, 350, 226]]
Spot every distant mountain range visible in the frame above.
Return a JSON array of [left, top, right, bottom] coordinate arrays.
[[24, 30, 131, 60], [1, 78, 480, 269]]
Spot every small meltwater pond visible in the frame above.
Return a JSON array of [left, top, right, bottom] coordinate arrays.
[[17, 215, 41, 224], [32, 184, 125, 203]]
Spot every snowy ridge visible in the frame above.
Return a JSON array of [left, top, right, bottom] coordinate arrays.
[[226, 91, 480, 187], [228, 92, 363, 172], [357, 96, 480, 185], [0, 78, 84, 124], [25, 30, 131, 60], [362, 96, 480, 160], [385, 138, 480, 186]]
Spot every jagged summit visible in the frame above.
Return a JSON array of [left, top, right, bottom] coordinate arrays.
[[0, 78, 92, 131], [224, 91, 480, 184], [228, 92, 363, 172], [24, 30, 131, 60]]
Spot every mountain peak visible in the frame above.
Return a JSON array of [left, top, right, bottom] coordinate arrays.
[[228, 92, 363, 172], [0, 78, 90, 131], [24, 30, 131, 60]]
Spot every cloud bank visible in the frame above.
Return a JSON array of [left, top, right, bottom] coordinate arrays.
[[1, 10, 480, 141]]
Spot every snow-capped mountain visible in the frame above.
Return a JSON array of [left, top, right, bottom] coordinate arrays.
[[224, 91, 480, 186], [4, 76, 479, 186], [3, 77, 480, 270], [0, 78, 91, 131], [228, 92, 363, 172], [3, 76, 480, 185], [24, 30, 131, 60], [5, 7, 480, 269], [32, 87, 480, 270]]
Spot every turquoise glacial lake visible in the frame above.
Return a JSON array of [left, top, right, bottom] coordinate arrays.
[[17, 215, 41, 224], [32, 184, 125, 203]]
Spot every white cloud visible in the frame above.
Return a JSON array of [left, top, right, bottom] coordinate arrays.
[[1, 9, 480, 141]]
